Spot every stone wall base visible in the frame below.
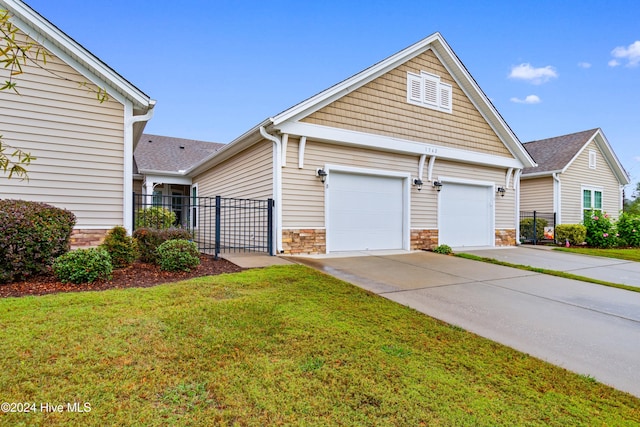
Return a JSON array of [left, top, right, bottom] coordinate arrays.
[[411, 229, 439, 250], [282, 229, 326, 255], [495, 229, 517, 246], [70, 229, 108, 248]]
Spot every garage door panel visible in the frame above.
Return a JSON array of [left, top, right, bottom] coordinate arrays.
[[439, 183, 493, 247], [328, 172, 404, 252]]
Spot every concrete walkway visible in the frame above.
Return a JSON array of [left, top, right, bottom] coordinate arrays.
[[462, 246, 640, 288], [292, 250, 640, 397]]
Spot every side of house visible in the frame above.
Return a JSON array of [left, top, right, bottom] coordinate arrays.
[[0, 0, 154, 246]]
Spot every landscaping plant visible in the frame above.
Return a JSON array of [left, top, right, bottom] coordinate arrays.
[[583, 210, 617, 248], [100, 226, 138, 268], [133, 227, 193, 264], [135, 206, 176, 229], [555, 224, 587, 246], [519, 217, 548, 242], [0, 199, 76, 283], [156, 239, 200, 272], [433, 244, 453, 255], [616, 212, 640, 248], [52, 247, 113, 284]]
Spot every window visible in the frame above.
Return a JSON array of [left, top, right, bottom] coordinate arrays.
[[407, 71, 452, 113], [583, 188, 602, 216], [589, 150, 597, 169], [191, 184, 198, 228], [152, 190, 163, 207]]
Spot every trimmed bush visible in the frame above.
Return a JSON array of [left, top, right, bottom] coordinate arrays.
[[133, 227, 193, 264], [0, 199, 76, 283], [583, 210, 616, 248], [135, 206, 176, 229], [100, 226, 138, 268], [157, 239, 200, 272], [519, 217, 548, 241], [616, 212, 640, 248], [555, 224, 587, 246], [433, 244, 453, 255], [52, 247, 113, 284]]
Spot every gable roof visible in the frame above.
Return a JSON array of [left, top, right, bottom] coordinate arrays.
[[135, 134, 224, 174], [522, 128, 630, 185], [188, 32, 536, 176], [1, 0, 154, 114]]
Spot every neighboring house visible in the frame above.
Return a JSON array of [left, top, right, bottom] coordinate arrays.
[[520, 128, 630, 225], [0, 0, 155, 246], [184, 32, 536, 254], [133, 134, 223, 225]]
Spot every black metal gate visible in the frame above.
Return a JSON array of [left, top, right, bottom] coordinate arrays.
[[519, 211, 556, 244], [133, 193, 273, 257]]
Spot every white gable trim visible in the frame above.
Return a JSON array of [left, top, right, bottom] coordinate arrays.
[[276, 121, 525, 169], [2, 0, 152, 109]]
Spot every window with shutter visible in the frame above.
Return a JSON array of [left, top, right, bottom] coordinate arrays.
[[406, 71, 453, 113]]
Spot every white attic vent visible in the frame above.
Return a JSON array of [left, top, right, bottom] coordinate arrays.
[[407, 71, 452, 113]]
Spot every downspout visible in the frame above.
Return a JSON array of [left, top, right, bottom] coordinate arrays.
[[514, 169, 522, 244], [552, 172, 561, 224], [124, 100, 156, 234], [259, 126, 283, 253]]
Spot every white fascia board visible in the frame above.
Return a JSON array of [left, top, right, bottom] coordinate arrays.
[[142, 173, 192, 186], [521, 170, 562, 179], [3, 0, 152, 109], [276, 121, 525, 169]]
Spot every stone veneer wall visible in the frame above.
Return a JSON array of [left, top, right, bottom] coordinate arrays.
[[70, 229, 108, 248], [411, 229, 439, 250], [282, 229, 326, 255], [495, 229, 516, 246]]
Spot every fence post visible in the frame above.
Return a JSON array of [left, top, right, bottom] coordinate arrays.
[[132, 192, 136, 232], [267, 198, 274, 256], [553, 212, 557, 244], [533, 211, 537, 245], [215, 196, 221, 260]]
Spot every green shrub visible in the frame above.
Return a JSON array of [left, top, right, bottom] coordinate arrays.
[[519, 217, 548, 241], [157, 239, 200, 272], [135, 206, 176, 229], [52, 247, 113, 284], [133, 227, 193, 264], [0, 199, 76, 283], [616, 212, 640, 247], [100, 226, 138, 268], [433, 244, 453, 255], [583, 210, 617, 248], [555, 224, 587, 246]]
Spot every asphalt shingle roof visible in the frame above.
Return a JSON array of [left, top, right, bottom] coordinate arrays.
[[134, 134, 224, 173], [522, 129, 598, 175]]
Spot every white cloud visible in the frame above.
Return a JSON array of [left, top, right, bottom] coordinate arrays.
[[510, 95, 541, 104], [578, 62, 591, 69], [508, 63, 558, 84], [610, 41, 640, 67]]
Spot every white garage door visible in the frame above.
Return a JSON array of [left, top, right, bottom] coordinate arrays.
[[328, 172, 405, 252], [439, 182, 493, 247]]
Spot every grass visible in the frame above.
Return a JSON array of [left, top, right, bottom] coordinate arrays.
[[554, 246, 640, 262], [456, 253, 640, 293], [0, 265, 638, 426]]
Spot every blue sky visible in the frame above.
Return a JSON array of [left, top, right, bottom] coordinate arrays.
[[24, 0, 640, 193]]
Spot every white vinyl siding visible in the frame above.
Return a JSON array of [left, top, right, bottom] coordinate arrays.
[[0, 30, 126, 228], [520, 177, 554, 213], [407, 71, 452, 113]]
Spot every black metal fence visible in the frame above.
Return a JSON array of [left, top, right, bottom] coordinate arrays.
[[519, 211, 556, 244], [133, 193, 273, 257]]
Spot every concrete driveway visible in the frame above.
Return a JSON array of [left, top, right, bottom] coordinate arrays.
[[292, 250, 640, 397]]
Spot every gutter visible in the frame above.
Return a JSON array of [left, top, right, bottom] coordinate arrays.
[[259, 126, 283, 254]]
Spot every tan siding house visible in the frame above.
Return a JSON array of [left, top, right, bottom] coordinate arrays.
[[0, 0, 154, 246], [187, 32, 535, 254], [521, 129, 629, 227]]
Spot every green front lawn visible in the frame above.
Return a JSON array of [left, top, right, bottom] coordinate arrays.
[[1, 265, 638, 425], [555, 247, 640, 262]]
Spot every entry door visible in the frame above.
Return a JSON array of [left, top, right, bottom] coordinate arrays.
[[328, 172, 405, 252]]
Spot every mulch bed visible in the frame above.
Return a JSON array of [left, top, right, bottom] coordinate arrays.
[[0, 255, 244, 298]]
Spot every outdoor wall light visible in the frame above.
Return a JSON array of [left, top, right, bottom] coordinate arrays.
[[413, 178, 423, 191], [497, 186, 506, 197], [316, 168, 327, 183], [432, 181, 443, 192]]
